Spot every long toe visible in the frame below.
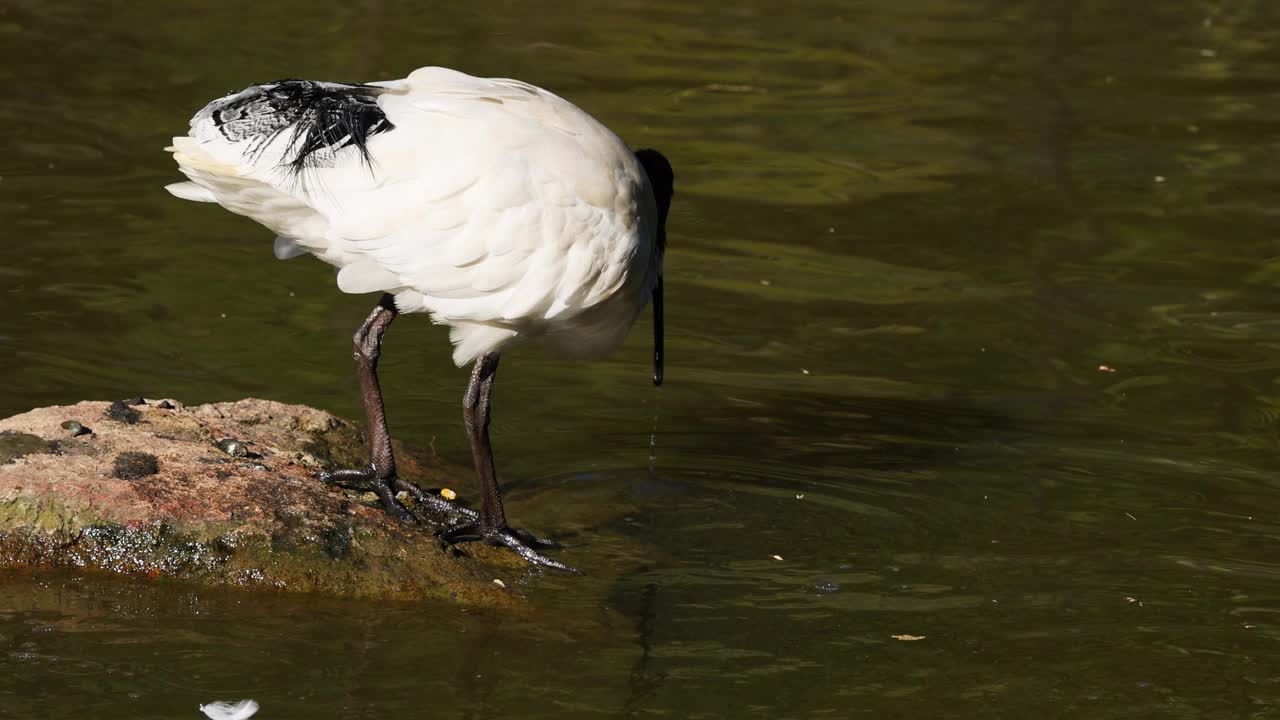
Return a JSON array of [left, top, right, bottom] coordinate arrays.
[[438, 524, 579, 573], [486, 529, 582, 574], [391, 477, 479, 525], [319, 466, 380, 490]]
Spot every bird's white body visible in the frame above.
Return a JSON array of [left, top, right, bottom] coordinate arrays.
[[166, 67, 662, 365]]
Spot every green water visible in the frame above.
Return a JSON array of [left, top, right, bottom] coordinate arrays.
[[4, 0, 1280, 716]]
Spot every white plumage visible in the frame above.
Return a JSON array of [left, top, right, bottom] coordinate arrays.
[[166, 66, 662, 366], [165, 67, 672, 571]]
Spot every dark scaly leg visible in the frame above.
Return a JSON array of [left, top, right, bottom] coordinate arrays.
[[466, 353, 506, 532], [442, 352, 581, 573], [322, 293, 476, 524]]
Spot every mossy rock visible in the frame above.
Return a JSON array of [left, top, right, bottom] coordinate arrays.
[[0, 399, 536, 605]]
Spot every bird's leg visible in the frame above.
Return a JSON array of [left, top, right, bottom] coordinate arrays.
[[467, 353, 506, 532], [441, 353, 581, 573], [319, 293, 412, 520], [321, 293, 475, 525]]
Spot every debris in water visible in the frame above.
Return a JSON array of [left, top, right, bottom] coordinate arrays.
[[1097, 365, 1117, 373], [814, 579, 840, 593], [771, 554, 784, 561], [493, 578, 506, 588], [891, 634, 926, 641], [440, 487, 457, 500], [1125, 512, 1137, 520], [795, 493, 805, 499], [199, 699, 259, 720]]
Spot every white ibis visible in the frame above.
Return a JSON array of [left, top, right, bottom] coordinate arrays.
[[165, 66, 672, 572]]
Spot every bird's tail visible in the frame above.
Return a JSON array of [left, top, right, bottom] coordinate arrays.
[[164, 136, 243, 202]]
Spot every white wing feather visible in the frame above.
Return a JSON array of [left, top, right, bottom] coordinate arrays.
[[165, 181, 217, 202]]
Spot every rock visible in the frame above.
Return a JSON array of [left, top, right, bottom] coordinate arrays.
[[104, 399, 141, 425], [0, 398, 538, 606]]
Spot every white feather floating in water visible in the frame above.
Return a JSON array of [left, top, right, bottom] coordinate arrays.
[[199, 699, 260, 720]]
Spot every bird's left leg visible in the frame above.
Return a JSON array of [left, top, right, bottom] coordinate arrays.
[[321, 293, 474, 524], [439, 353, 581, 573]]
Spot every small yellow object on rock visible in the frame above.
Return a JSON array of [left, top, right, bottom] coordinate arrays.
[[440, 488, 457, 500]]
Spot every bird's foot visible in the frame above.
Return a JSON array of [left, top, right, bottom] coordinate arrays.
[[319, 466, 477, 527], [441, 524, 582, 575], [320, 467, 575, 572], [320, 466, 416, 523]]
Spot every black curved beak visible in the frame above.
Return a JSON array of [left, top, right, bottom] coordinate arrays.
[[653, 277, 664, 386]]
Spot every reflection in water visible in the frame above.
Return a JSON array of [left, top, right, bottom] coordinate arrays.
[[3, 0, 1280, 717]]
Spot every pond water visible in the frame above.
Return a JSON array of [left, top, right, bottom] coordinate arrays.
[[3, 0, 1280, 717]]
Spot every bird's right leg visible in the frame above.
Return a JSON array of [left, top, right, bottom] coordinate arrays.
[[319, 293, 413, 520], [321, 293, 475, 525]]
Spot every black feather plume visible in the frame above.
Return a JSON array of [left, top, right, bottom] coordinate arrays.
[[207, 79, 395, 179]]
